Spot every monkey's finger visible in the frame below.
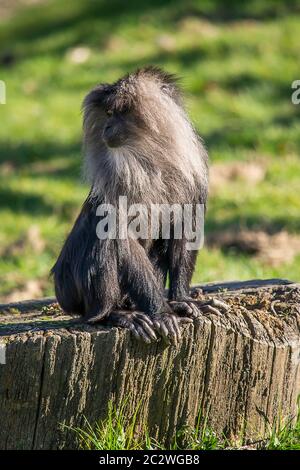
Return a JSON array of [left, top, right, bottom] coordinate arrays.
[[153, 320, 170, 344], [134, 324, 153, 344], [201, 305, 222, 316], [169, 315, 182, 343], [160, 321, 171, 343], [163, 316, 180, 345], [210, 298, 230, 312], [190, 303, 201, 318], [168, 301, 190, 314], [129, 324, 144, 342], [134, 312, 155, 327], [178, 302, 200, 319], [169, 301, 193, 316], [134, 317, 158, 341]]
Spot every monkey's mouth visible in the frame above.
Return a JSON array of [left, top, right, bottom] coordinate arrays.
[[104, 136, 124, 148]]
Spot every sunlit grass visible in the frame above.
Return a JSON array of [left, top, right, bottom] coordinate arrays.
[[68, 399, 300, 450], [0, 0, 300, 297], [264, 408, 300, 450]]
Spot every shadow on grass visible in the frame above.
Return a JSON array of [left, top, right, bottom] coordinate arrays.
[[205, 214, 300, 235], [0, 187, 54, 215], [0, 0, 179, 58], [1, 0, 300, 62], [204, 126, 261, 152], [172, 0, 300, 23], [0, 139, 85, 216], [220, 73, 294, 100], [0, 140, 81, 166]]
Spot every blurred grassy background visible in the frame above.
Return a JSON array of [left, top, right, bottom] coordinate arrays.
[[0, 0, 300, 301]]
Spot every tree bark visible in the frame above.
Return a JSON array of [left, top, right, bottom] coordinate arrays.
[[0, 279, 299, 449]]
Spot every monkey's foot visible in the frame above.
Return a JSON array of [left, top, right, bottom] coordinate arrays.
[[106, 310, 158, 344], [169, 297, 230, 318], [151, 311, 192, 346], [168, 299, 200, 318], [196, 298, 230, 316]]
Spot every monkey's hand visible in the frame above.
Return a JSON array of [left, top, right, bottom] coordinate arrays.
[[168, 299, 201, 319], [150, 311, 193, 346], [106, 310, 158, 344], [169, 297, 230, 319]]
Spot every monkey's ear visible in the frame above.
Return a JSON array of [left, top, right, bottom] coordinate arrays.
[[160, 82, 183, 106], [161, 84, 170, 93], [82, 84, 113, 110]]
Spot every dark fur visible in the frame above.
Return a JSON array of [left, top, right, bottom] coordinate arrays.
[[51, 67, 208, 337]]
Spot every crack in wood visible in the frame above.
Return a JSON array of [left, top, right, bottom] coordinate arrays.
[[0, 279, 299, 449]]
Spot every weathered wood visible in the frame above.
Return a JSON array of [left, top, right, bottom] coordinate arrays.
[[0, 279, 299, 449]]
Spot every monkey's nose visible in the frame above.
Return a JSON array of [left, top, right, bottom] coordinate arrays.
[[102, 124, 114, 141], [103, 125, 123, 148]]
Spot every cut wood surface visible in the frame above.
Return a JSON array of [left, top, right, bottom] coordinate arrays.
[[0, 279, 299, 450]]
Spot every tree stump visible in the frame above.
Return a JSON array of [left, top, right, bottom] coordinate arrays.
[[0, 279, 299, 450]]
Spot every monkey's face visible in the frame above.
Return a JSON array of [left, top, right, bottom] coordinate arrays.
[[102, 112, 124, 148], [83, 93, 146, 152], [82, 67, 208, 200], [102, 109, 139, 149], [83, 67, 183, 154]]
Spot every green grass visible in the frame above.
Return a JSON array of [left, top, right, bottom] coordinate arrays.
[[68, 400, 149, 451], [263, 403, 300, 450], [1, 0, 300, 298], [68, 399, 300, 450]]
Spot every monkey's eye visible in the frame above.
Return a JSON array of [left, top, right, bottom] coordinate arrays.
[[121, 108, 130, 116], [106, 109, 113, 117]]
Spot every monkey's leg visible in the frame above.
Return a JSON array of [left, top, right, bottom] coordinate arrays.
[[167, 238, 201, 318], [104, 310, 158, 344], [149, 239, 169, 290], [168, 239, 229, 318], [118, 239, 192, 345], [149, 242, 194, 343]]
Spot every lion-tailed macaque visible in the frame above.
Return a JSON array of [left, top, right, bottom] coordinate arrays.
[[51, 66, 209, 345]]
